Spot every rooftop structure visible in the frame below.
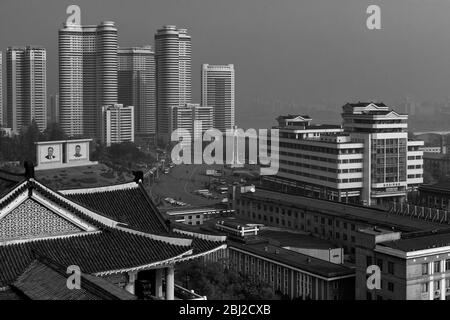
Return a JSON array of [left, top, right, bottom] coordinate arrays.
[[0, 169, 226, 300]]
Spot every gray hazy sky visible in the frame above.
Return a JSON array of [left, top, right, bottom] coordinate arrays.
[[1, 0, 450, 128]]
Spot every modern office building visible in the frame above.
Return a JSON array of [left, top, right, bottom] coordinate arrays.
[[6, 46, 47, 133], [118, 46, 156, 140], [48, 94, 59, 124], [155, 26, 192, 145], [266, 102, 424, 206], [201, 64, 235, 131], [101, 104, 134, 146], [59, 21, 118, 139]]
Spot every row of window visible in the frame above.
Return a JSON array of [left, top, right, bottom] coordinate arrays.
[[422, 260, 450, 275], [279, 150, 363, 164], [280, 159, 362, 174], [280, 142, 363, 155], [280, 168, 363, 183], [366, 256, 395, 275], [408, 156, 423, 160]]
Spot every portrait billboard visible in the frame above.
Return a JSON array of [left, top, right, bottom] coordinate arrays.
[[38, 144, 62, 164], [67, 141, 88, 162]]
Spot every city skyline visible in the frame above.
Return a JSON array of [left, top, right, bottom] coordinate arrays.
[[5, 0, 450, 129], [1, 0, 450, 304]]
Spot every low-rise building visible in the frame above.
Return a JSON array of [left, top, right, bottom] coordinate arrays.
[[232, 187, 450, 258], [175, 217, 355, 300], [356, 227, 450, 300], [417, 182, 450, 210]]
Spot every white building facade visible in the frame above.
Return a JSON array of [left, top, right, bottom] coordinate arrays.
[[101, 104, 134, 146], [59, 21, 118, 139], [6, 46, 47, 133], [118, 46, 156, 140], [267, 103, 423, 207], [201, 64, 235, 132], [155, 26, 192, 145]]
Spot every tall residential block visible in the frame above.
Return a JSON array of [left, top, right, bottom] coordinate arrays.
[[118, 46, 156, 139], [101, 104, 134, 146], [59, 21, 118, 138], [201, 64, 235, 131], [48, 94, 59, 124], [155, 25, 192, 144], [6, 46, 47, 133]]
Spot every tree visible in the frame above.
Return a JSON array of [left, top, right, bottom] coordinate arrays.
[[176, 260, 281, 300], [18, 120, 44, 163], [43, 122, 68, 141]]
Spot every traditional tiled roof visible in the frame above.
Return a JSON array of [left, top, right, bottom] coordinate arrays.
[[0, 229, 192, 287], [0, 175, 227, 290], [10, 258, 137, 300], [61, 183, 169, 234]]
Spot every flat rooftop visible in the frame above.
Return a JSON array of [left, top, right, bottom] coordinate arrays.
[[259, 229, 338, 250], [423, 153, 450, 160], [230, 242, 354, 279], [419, 182, 450, 193], [380, 232, 450, 252], [239, 188, 450, 233]]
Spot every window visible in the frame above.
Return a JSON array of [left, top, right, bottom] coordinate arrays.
[[421, 283, 428, 293], [435, 280, 441, 290], [422, 263, 429, 275], [446, 259, 450, 271], [434, 261, 441, 273], [377, 259, 383, 271], [388, 262, 394, 275], [388, 282, 394, 292]]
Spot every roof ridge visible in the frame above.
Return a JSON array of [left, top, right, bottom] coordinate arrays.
[[115, 225, 192, 246], [59, 182, 139, 195], [173, 228, 227, 242]]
